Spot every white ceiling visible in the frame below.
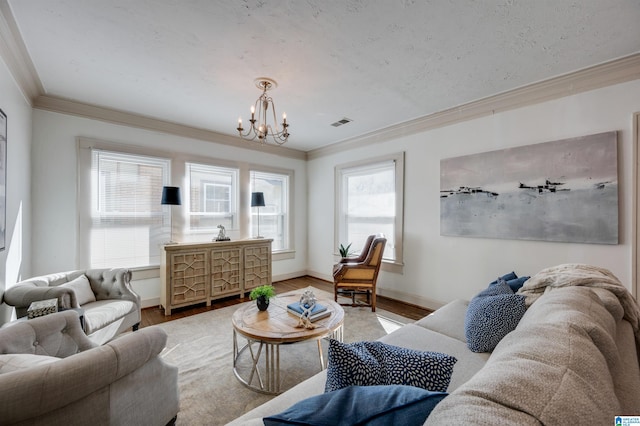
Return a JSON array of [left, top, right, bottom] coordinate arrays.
[[6, 0, 640, 152]]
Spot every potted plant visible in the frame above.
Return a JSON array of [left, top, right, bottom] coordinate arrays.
[[338, 243, 353, 258], [249, 285, 276, 311]]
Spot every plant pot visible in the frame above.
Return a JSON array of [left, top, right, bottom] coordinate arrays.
[[256, 295, 269, 311]]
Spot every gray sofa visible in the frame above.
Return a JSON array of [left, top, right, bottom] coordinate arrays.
[[2, 269, 141, 345], [229, 264, 640, 425], [0, 310, 179, 426]]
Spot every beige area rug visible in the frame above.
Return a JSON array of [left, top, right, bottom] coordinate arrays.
[[158, 287, 410, 425]]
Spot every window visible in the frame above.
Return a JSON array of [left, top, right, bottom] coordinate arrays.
[[78, 139, 295, 268], [81, 149, 170, 268], [250, 170, 291, 251], [187, 163, 238, 233], [335, 153, 404, 264]]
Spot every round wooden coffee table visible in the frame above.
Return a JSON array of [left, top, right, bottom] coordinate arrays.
[[232, 290, 345, 394]]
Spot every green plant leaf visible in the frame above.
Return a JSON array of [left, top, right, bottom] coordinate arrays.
[[249, 285, 276, 300]]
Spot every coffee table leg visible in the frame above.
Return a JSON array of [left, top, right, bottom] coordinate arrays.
[[317, 339, 325, 370], [265, 342, 280, 393], [247, 340, 265, 389]]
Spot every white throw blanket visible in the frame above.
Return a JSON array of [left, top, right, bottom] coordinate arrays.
[[518, 263, 640, 346]]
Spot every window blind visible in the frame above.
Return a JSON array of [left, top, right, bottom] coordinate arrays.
[[84, 149, 170, 268]]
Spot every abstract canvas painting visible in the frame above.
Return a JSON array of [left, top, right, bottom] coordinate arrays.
[[440, 131, 618, 244]]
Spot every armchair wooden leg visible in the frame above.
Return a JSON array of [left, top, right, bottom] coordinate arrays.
[[132, 322, 140, 332]]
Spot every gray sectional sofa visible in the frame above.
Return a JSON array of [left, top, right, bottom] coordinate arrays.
[[229, 264, 640, 425]]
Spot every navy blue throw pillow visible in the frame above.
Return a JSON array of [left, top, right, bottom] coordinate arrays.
[[263, 385, 448, 426], [489, 271, 518, 286], [324, 340, 456, 393], [506, 276, 530, 292], [464, 280, 527, 353]]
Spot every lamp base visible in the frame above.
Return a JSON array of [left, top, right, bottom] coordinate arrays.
[[253, 235, 264, 239], [164, 240, 179, 245]]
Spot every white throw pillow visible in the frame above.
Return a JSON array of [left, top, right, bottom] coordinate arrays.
[[60, 275, 96, 306]]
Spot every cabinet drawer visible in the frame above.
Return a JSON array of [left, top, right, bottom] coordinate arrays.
[[243, 244, 271, 291], [210, 248, 241, 297], [170, 251, 208, 304]]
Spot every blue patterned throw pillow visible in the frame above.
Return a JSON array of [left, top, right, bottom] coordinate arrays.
[[324, 340, 457, 393], [464, 280, 527, 353]]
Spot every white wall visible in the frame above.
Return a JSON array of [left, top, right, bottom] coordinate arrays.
[[31, 110, 307, 306], [0, 56, 33, 323], [308, 80, 640, 309]]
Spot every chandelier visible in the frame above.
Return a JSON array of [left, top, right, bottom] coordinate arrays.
[[237, 78, 289, 145]]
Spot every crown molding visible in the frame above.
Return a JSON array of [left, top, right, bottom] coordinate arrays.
[[307, 53, 640, 160], [33, 95, 307, 160], [0, 0, 43, 103]]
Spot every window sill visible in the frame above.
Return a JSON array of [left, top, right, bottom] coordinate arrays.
[[381, 259, 404, 274], [273, 250, 295, 261], [129, 265, 161, 280]]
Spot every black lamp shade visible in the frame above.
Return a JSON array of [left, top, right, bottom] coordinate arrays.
[[251, 192, 265, 207], [161, 186, 182, 205]]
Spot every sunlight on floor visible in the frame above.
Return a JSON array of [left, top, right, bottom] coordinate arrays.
[[376, 314, 404, 334]]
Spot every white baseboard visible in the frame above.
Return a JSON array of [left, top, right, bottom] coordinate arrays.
[[377, 287, 444, 311], [272, 270, 309, 282], [305, 270, 333, 283], [141, 297, 160, 309]]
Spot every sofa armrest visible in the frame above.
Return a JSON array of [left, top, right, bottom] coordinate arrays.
[[0, 326, 168, 424], [82, 268, 140, 306], [0, 311, 95, 357], [2, 284, 76, 316]]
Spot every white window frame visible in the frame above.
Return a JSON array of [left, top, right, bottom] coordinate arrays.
[[249, 168, 293, 254], [78, 138, 171, 269], [334, 152, 404, 268], [185, 162, 239, 236]]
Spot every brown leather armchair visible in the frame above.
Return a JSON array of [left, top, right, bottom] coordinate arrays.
[[333, 234, 386, 311]]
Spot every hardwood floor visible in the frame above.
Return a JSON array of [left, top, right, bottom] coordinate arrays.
[[140, 275, 432, 328]]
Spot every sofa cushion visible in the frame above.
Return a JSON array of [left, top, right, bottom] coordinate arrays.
[[264, 385, 448, 426], [415, 299, 468, 343], [324, 340, 456, 393], [0, 354, 59, 374], [427, 286, 629, 425], [464, 280, 527, 353], [60, 274, 96, 306], [83, 299, 137, 335]]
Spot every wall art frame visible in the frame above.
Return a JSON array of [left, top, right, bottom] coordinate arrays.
[[440, 131, 618, 244]]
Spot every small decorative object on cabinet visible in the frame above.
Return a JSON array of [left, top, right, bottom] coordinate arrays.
[[215, 224, 230, 241], [160, 239, 272, 315], [249, 285, 276, 311]]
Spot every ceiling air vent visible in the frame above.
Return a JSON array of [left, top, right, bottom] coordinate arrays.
[[331, 117, 353, 127]]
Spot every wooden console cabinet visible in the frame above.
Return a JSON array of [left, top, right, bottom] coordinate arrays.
[[160, 239, 272, 315]]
